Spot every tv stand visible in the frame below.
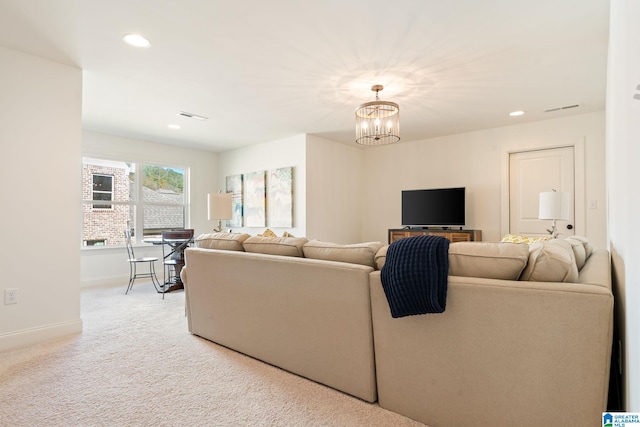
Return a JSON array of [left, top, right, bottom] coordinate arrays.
[[408, 226, 464, 231], [388, 228, 482, 244]]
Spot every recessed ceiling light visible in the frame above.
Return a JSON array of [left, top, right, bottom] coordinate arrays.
[[168, 124, 181, 130], [509, 110, 525, 117], [123, 34, 151, 48]]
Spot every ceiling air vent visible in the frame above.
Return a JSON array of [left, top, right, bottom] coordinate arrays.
[[177, 111, 208, 121], [544, 104, 580, 113]]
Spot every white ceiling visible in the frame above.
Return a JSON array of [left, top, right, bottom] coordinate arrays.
[[0, 0, 610, 152]]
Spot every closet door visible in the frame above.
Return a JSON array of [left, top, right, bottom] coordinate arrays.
[[509, 146, 575, 237]]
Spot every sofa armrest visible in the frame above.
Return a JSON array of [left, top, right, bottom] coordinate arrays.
[[370, 268, 613, 427], [578, 249, 611, 288]]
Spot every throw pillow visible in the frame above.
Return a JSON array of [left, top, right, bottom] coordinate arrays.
[[448, 242, 529, 280], [303, 240, 383, 268], [519, 239, 579, 282], [258, 228, 277, 237], [501, 234, 553, 244], [564, 235, 594, 260], [564, 237, 588, 270]]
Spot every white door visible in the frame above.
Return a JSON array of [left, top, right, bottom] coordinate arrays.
[[509, 146, 575, 237]]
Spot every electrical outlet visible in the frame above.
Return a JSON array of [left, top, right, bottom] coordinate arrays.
[[5, 288, 18, 305]]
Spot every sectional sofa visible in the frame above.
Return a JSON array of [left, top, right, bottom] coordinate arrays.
[[181, 233, 613, 427]]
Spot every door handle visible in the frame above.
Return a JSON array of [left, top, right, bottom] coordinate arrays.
[[566, 224, 573, 230]]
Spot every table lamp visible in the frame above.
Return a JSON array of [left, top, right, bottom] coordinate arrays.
[[538, 189, 570, 238], [208, 192, 233, 232]]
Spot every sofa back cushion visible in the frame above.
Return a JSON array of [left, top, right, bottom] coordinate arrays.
[[520, 239, 579, 282], [448, 242, 529, 280], [374, 245, 388, 270], [195, 232, 250, 251], [243, 236, 308, 257], [303, 240, 383, 268]]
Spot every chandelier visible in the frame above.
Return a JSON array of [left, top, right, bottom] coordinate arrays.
[[355, 84, 400, 145]]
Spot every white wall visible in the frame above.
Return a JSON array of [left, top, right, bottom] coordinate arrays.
[[217, 134, 307, 237], [607, 0, 640, 410], [214, 115, 606, 248], [0, 46, 82, 350], [362, 112, 607, 248], [81, 131, 219, 287], [306, 135, 365, 243], [216, 134, 365, 244]]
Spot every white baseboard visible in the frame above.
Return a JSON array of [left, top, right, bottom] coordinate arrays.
[[0, 319, 83, 352], [81, 275, 128, 288]]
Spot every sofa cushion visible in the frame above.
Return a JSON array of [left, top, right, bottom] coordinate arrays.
[[520, 239, 579, 282], [195, 232, 250, 251], [243, 236, 308, 257], [501, 233, 553, 244], [375, 245, 389, 270], [448, 242, 529, 280], [303, 240, 383, 268]]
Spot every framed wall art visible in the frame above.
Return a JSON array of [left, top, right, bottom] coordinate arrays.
[[225, 174, 243, 228], [268, 167, 293, 227], [243, 171, 266, 227]]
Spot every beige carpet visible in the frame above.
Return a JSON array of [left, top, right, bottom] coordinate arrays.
[[0, 282, 426, 426]]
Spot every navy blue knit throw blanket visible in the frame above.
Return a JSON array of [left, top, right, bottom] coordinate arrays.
[[380, 235, 450, 318]]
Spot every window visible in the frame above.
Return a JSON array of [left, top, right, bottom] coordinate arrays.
[[92, 174, 113, 208], [82, 158, 188, 247], [84, 239, 106, 246]]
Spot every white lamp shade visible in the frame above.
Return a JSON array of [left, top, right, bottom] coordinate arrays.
[[207, 192, 233, 220], [538, 191, 570, 220]]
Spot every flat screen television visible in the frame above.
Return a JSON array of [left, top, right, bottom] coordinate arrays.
[[401, 187, 466, 227]]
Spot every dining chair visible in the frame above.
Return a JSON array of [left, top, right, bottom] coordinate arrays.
[[124, 230, 162, 295]]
